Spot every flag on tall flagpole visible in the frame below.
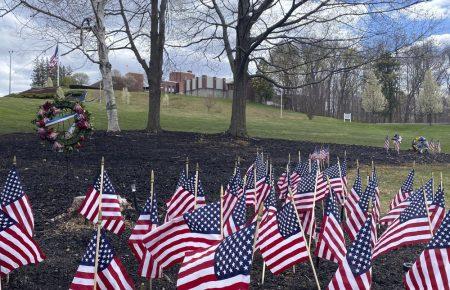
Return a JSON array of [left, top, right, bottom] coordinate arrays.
[[49, 44, 59, 68]]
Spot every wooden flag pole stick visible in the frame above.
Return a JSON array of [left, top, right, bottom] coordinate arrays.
[[185, 157, 189, 178], [308, 160, 320, 249], [12, 155, 16, 166], [234, 159, 237, 175], [356, 159, 359, 170], [148, 170, 155, 290], [298, 150, 301, 163], [421, 178, 434, 237], [308, 158, 311, 173], [432, 172, 435, 197], [288, 187, 321, 290], [194, 163, 199, 209], [220, 185, 224, 239], [254, 164, 257, 212], [93, 156, 105, 290]]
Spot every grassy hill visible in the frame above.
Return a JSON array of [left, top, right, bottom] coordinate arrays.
[[1, 90, 449, 152]]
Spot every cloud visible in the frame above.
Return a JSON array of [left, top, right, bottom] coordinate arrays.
[[402, 0, 450, 20]]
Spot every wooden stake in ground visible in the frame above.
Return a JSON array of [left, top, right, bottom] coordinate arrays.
[[287, 187, 321, 290], [421, 178, 434, 237], [220, 185, 224, 239], [93, 157, 105, 290], [194, 163, 199, 209], [148, 170, 155, 290], [308, 160, 320, 249], [185, 157, 189, 177]]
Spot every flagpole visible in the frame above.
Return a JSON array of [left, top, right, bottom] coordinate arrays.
[[262, 162, 273, 284], [93, 156, 105, 290], [148, 170, 154, 290], [288, 187, 321, 290], [194, 163, 199, 209], [185, 157, 189, 178], [254, 162, 257, 212], [56, 42, 60, 87], [308, 160, 320, 250], [298, 150, 301, 163], [220, 185, 224, 239]]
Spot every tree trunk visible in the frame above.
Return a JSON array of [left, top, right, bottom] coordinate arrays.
[[228, 0, 251, 137], [229, 71, 248, 137], [146, 0, 166, 132], [94, 0, 120, 132]]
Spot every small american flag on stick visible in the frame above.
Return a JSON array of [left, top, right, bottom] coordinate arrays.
[[404, 210, 450, 289], [78, 171, 125, 235], [0, 166, 34, 237], [328, 215, 374, 290], [257, 202, 309, 274], [389, 169, 414, 211], [384, 135, 390, 152], [141, 202, 222, 279], [373, 187, 435, 259], [70, 231, 134, 290], [128, 193, 159, 264], [165, 169, 206, 222], [177, 222, 258, 290], [314, 189, 346, 264], [0, 209, 45, 277]]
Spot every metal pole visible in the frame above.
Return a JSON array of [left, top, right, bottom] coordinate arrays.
[[56, 43, 60, 87], [8, 51, 13, 95]]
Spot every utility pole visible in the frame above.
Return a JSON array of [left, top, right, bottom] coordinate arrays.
[[8, 50, 13, 95]]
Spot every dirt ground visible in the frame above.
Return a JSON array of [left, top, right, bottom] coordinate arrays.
[[0, 131, 449, 289]]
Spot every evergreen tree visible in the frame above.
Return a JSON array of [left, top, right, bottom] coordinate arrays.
[[375, 52, 400, 122], [418, 69, 443, 125]]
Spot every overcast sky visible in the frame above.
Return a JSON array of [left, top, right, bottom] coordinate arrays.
[[1, 0, 449, 97]]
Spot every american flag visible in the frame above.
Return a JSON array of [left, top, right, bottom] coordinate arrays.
[[254, 172, 271, 218], [394, 139, 401, 154], [244, 154, 265, 208], [164, 169, 206, 222], [384, 135, 390, 152], [341, 158, 348, 187], [223, 169, 243, 223], [314, 189, 346, 264], [328, 215, 374, 290], [78, 171, 125, 235], [293, 172, 317, 211], [404, 211, 450, 289], [389, 169, 414, 211], [380, 178, 432, 227], [0, 166, 34, 237], [370, 168, 381, 223], [223, 194, 247, 238], [277, 169, 290, 200], [344, 178, 377, 242], [316, 164, 344, 202], [70, 231, 134, 290], [141, 202, 222, 278], [261, 185, 278, 223], [373, 187, 435, 259], [0, 209, 45, 277], [430, 184, 446, 230], [256, 202, 308, 274], [344, 168, 363, 222], [49, 44, 59, 68], [177, 222, 257, 290], [290, 161, 309, 192], [128, 194, 159, 264]]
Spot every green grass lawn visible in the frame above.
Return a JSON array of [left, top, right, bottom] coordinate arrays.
[[1, 91, 449, 153], [0, 92, 449, 209]]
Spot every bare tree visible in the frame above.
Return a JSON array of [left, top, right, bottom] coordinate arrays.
[[171, 0, 428, 137], [117, 0, 168, 132], [7, 0, 121, 131]]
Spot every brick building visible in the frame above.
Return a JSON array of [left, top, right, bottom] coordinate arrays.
[[185, 75, 228, 98], [169, 71, 195, 93]]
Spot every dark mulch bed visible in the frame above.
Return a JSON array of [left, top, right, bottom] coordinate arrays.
[[0, 131, 448, 289]]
